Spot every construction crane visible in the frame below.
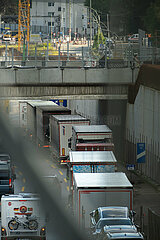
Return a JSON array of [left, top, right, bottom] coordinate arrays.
[[18, 0, 30, 51]]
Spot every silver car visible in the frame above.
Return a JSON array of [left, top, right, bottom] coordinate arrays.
[[102, 225, 144, 239], [91, 217, 137, 237], [90, 207, 136, 227]]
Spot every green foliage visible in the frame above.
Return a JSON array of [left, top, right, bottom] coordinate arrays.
[[144, 0, 160, 35], [0, 0, 18, 15], [93, 31, 106, 49]]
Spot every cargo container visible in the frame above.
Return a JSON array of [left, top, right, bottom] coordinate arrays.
[[50, 115, 90, 163], [71, 125, 114, 151], [26, 100, 71, 146], [36, 105, 71, 146], [73, 172, 133, 228], [68, 151, 117, 189]]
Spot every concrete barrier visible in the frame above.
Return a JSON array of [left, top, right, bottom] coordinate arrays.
[[63, 68, 85, 83], [0, 69, 15, 84], [40, 68, 62, 83], [16, 69, 39, 84]]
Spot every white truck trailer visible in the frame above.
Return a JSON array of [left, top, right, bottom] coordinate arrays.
[[73, 172, 133, 228], [26, 100, 71, 146], [1, 193, 46, 240], [68, 151, 117, 189], [50, 115, 90, 163], [71, 125, 114, 151]]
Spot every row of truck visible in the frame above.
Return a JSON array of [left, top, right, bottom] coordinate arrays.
[[0, 99, 144, 239]]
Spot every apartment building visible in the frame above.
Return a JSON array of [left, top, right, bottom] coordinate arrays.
[[30, 0, 88, 37]]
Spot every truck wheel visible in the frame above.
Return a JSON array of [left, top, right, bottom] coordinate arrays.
[[28, 220, 38, 230], [8, 219, 19, 230]]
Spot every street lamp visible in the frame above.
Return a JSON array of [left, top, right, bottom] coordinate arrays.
[[90, 0, 92, 47]]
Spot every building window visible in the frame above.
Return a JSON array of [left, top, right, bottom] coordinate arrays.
[[48, 22, 54, 26], [48, 12, 54, 17], [82, 15, 84, 19], [58, 7, 61, 11], [48, 2, 54, 7], [63, 8, 65, 13]]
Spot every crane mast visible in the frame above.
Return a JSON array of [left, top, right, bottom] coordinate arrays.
[[18, 0, 30, 51]]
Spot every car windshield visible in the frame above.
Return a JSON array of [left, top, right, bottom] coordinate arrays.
[[97, 219, 133, 229], [102, 209, 128, 218]]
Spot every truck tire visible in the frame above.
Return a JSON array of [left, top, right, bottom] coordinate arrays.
[[28, 220, 38, 230], [8, 219, 19, 230]]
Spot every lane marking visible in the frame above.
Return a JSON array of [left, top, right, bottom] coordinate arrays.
[[21, 186, 25, 192], [64, 178, 67, 183], [19, 171, 23, 176], [23, 178, 26, 183], [67, 186, 69, 192], [51, 164, 56, 169], [59, 171, 63, 176]]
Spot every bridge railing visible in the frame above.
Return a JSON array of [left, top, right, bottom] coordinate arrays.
[[0, 42, 160, 68]]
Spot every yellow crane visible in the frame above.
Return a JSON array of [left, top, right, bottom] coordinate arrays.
[[18, 0, 30, 51]]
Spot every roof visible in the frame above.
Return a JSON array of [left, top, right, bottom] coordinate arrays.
[[27, 100, 57, 107], [69, 151, 117, 164], [51, 115, 88, 121], [72, 125, 112, 133], [73, 172, 133, 188], [1, 193, 40, 201], [37, 105, 71, 112]]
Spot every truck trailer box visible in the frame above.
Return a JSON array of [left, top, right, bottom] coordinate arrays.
[[68, 151, 117, 189], [26, 100, 57, 141], [26, 100, 71, 145], [71, 125, 114, 151], [50, 115, 90, 163], [1, 193, 46, 240], [73, 172, 133, 228], [36, 105, 71, 146]]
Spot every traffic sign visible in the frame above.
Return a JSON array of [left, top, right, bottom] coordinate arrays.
[[50, 99, 67, 107], [137, 143, 145, 163]]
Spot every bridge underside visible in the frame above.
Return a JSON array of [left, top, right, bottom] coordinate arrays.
[[0, 84, 128, 100]]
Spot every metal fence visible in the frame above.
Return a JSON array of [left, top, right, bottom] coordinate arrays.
[[125, 129, 160, 185], [0, 41, 160, 68], [148, 208, 160, 240]]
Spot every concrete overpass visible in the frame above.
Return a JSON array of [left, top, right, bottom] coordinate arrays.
[[0, 67, 138, 99]]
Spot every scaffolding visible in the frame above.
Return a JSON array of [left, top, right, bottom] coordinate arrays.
[[18, 0, 30, 51]]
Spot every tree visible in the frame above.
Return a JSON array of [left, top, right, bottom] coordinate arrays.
[[0, 0, 18, 16], [144, 0, 160, 35]]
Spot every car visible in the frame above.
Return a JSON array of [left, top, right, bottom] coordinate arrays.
[[0, 153, 11, 162], [102, 226, 144, 240], [90, 207, 136, 227], [128, 34, 139, 43], [91, 218, 137, 236], [102, 232, 144, 240]]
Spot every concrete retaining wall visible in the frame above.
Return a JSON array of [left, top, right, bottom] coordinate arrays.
[[126, 85, 160, 143], [0, 67, 135, 85]]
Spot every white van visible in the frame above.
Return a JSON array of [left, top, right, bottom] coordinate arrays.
[[1, 193, 46, 240]]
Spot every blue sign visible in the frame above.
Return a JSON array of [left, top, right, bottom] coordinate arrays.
[[127, 164, 135, 171], [137, 143, 145, 163], [50, 99, 67, 107]]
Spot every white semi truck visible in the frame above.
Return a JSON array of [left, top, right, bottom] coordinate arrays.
[[71, 125, 114, 151], [1, 193, 46, 240], [73, 172, 133, 229]]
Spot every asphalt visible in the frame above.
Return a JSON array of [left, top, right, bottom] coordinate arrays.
[[117, 162, 160, 238]]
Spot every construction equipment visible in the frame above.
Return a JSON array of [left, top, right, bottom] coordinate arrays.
[[18, 0, 30, 51]]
